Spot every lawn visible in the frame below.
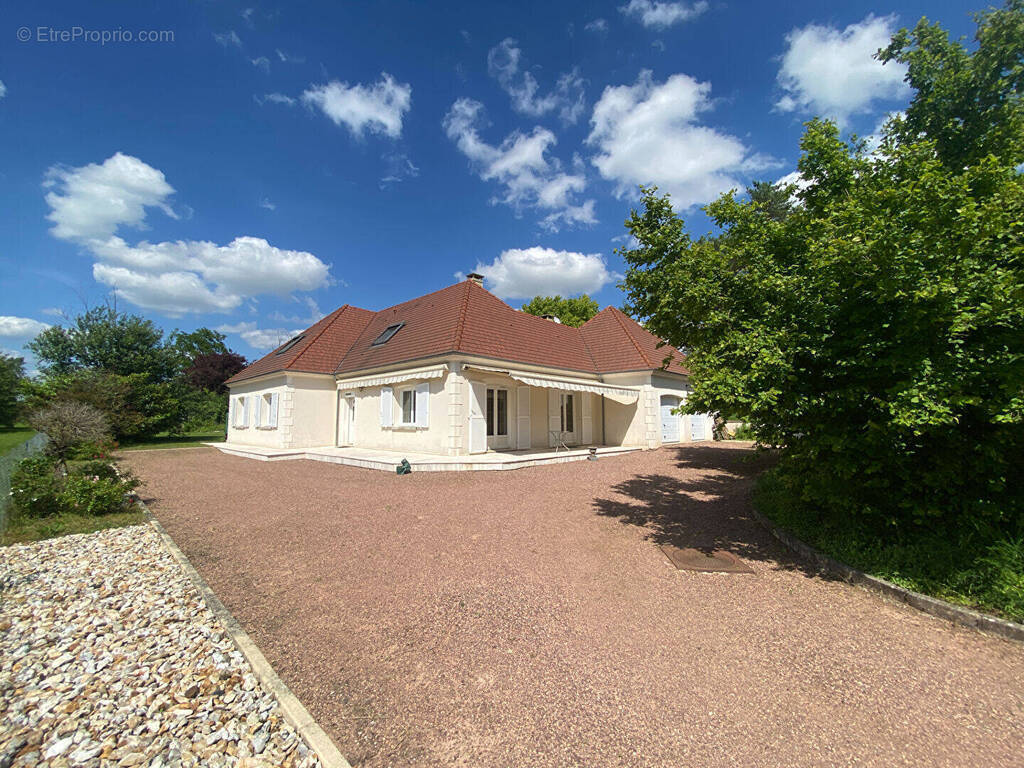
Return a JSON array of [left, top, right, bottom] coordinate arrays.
[[119, 429, 225, 451], [0, 426, 35, 456], [1, 509, 149, 546]]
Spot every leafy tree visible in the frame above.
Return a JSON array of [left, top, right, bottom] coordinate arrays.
[[0, 354, 25, 427], [521, 294, 600, 327], [618, 3, 1024, 533], [185, 351, 247, 393], [29, 305, 177, 381], [170, 328, 230, 362], [746, 180, 795, 222]]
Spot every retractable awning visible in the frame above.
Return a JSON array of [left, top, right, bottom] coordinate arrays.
[[336, 366, 446, 390], [464, 365, 640, 404]]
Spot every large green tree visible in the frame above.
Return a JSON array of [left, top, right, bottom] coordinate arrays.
[[0, 354, 25, 427], [521, 294, 600, 327], [618, 2, 1024, 532]]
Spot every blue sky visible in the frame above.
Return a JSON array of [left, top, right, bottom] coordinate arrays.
[[0, 0, 977, 367]]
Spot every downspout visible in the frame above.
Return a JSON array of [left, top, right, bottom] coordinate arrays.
[[601, 395, 606, 446]]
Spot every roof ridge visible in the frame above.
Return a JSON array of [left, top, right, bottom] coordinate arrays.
[[608, 306, 653, 368], [288, 305, 351, 371], [452, 280, 472, 351]]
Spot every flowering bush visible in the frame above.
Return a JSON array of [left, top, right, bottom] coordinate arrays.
[[10, 455, 140, 519], [10, 455, 63, 519]]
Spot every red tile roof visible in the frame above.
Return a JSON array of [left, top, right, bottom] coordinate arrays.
[[227, 280, 687, 384]]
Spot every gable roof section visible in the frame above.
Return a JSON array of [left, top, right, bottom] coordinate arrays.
[[226, 280, 687, 385], [225, 305, 375, 384]]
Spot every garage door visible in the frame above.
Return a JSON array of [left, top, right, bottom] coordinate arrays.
[[660, 396, 680, 443], [689, 414, 706, 441]]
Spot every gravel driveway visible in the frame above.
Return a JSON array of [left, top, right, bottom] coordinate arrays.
[[125, 444, 1024, 768]]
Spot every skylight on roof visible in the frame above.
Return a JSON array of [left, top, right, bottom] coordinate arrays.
[[371, 322, 404, 346], [274, 334, 306, 355]]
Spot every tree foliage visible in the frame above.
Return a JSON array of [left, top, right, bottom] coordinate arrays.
[[27, 400, 111, 471], [25, 303, 238, 439], [521, 294, 600, 327], [618, 3, 1024, 532], [0, 354, 25, 427]]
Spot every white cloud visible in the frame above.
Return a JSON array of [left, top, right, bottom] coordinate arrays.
[[216, 321, 305, 351], [301, 74, 412, 139], [470, 247, 618, 299], [251, 56, 270, 73], [775, 14, 909, 126], [41, 307, 65, 318], [487, 39, 586, 125], [44, 152, 177, 242], [587, 71, 779, 210], [214, 30, 242, 48], [380, 153, 420, 187], [0, 316, 51, 338], [255, 92, 296, 107], [45, 153, 332, 315], [0, 80, 6, 99], [259, 198, 276, 210], [585, 19, 609, 33], [276, 49, 305, 63], [620, 0, 708, 29], [443, 98, 597, 230]]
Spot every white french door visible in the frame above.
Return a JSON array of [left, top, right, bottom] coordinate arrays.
[[559, 393, 578, 445], [338, 393, 355, 446], [486, 387, 511, 449]]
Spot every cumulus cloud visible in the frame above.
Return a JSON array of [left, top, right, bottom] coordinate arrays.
[[443, 98, 597, 231], [587, 71, 779, 210], [585, 19, 609, 34], [775, 14, 909, 126], [470, 247, 617, 299], [216, 321, 305, 351], [45, 153, 331, 316], [620, 0, 708, 29], [301, 74, 412, 139], [0, 316, 51, 338], [487, 39, 586, 125]]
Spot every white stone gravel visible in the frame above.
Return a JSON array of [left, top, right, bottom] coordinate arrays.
[[0, 525, 324, 768]]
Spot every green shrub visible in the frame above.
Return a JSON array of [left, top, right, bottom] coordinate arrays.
[[60, 474, 135, 516], [731, 423, 756, 440], [10, 455, 63, 518], [10, 454, 139, 519]]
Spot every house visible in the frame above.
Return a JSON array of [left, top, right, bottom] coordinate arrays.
[[221, 274, 713, 466]]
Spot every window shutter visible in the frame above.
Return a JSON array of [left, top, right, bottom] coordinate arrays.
[[242, 396, 250, 427], [415, 382, 429, 428], [380, 386, 393, 427], [269, 393, 279, 428], [254, 395, 262, 428], [547, 390, 560, 446]]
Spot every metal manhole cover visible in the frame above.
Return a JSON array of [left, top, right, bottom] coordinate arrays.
[[659, 545, 754, 574]]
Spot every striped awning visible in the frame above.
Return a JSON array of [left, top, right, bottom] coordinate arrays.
[[336, 366, 446, 390], [464, 365, 640, 404]]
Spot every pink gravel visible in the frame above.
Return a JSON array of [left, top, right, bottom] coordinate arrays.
[[124, 444, 1024, 767]]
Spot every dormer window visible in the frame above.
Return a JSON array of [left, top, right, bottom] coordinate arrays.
[[372, 322, 405, 346], [275, 334, 306, 355]]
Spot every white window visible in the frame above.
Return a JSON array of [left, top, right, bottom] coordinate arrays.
[[259, 392, 279, 429], [399, 388, 416, 426], [486, 388, 508, 436], [234, 396, 248, 428]]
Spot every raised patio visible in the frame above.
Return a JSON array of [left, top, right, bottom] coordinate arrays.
[[209, 442, 641, 472]]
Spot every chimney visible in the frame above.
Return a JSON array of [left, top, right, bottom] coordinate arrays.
[[541, 314, 562, 324], [466, 272, 484, 287]]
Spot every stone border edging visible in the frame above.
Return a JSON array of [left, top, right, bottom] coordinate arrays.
[[751, 508, 1024, 644], [144, 509, 352, 768]]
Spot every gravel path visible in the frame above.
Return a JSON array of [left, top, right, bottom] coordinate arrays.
[[0, 525, 325, 768], [125, 444, 1024, 767]]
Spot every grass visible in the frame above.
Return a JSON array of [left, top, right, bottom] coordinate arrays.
[[0, 426, 36, 456], [754, 469, 1024, 623], [119, 429, 225, 451], [1, 509, 148, 546]]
